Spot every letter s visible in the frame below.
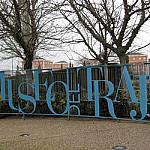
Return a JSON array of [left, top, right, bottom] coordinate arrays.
[[18, 81, 36, 114]]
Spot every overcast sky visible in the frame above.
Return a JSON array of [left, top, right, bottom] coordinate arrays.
[[0, 1, 150, 71]]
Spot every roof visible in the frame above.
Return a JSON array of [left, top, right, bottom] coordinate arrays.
[[35, 56, 45, 60], [127, 52, 144, 55], [55, 61, 68, 63]]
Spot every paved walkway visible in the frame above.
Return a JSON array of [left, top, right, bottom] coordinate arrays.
[[0, 116, 149, 150]]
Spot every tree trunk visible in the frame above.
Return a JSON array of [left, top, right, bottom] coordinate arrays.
[[24, 49, 34, 70], [119, 55, 128, 65], [23, 53, 34, 95], [24, 58, 33, 70]]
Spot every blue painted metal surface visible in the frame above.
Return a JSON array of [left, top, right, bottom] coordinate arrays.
[[0, 63, 150, 122]]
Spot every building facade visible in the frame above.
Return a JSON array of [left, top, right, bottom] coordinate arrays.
[[128, 53, 148, 74], [22, 59, 71, 71], [53, 61, 71, 71]]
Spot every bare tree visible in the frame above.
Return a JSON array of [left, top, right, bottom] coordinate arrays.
[[60, 0, 150, 64], [0, 0, 65, 69], [59, 2, 110, 64]]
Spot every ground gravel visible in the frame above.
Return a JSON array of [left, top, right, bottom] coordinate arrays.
[[0, 116, 150, 150]]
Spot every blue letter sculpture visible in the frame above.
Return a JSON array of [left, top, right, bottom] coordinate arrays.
[[0, 64, 149, 123]]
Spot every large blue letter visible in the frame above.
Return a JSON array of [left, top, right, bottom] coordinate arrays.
[[18, 79, 36, 114], [7, 79, 21, 111], [34, 69, 53, 101], [130, 75, 147, 120], [94, 80, 117, 118], [0, 71, 5, 101], [46, 81, 69, 115], [77, 66, 103, 101], [115, 66, 137, 103]]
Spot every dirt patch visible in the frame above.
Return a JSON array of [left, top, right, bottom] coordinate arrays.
[[0, 116, 149, 150]]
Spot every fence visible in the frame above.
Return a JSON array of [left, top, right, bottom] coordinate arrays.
[[0, 63, 150, 122]]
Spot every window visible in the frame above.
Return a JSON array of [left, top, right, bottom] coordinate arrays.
[[139, 57, 141, 60], [139, 65, 143, 73], [133, 65, 136, 72], [133, 57, 135, 60], [143, 57, 146, 60], [144, 65, 147, 74]]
